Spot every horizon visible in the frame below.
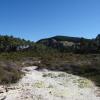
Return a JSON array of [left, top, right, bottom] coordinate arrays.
[[0, 0, 100, 41], [0, 33, 99, 42]]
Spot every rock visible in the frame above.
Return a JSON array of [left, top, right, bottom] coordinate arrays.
[[0, 87, 5, 94], [95, 88, 100, 97], [0, 96, 6, 100]]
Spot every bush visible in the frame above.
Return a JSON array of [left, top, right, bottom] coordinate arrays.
[[0, 63, 22, 84]]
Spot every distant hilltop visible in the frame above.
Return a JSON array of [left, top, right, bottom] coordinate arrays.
[[37, 34, 100, 53]]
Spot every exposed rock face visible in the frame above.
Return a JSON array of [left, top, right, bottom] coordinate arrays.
[[60, 41, 74, 47]]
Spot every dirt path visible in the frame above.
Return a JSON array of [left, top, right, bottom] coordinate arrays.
[[0, 66, 100, 100]]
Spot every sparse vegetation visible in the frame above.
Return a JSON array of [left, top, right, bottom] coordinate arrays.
[[0, 35, 99, 87], [33, 81, 46, 88], [0, 64, 22, 84]]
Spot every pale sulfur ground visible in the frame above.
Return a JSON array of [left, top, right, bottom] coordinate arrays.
[[0, 66, 100, 100]]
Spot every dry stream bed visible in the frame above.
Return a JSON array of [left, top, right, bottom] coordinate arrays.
[[0, 66, 100, 100]]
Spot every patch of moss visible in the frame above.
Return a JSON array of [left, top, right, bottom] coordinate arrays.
[[77, 79, 93, 88], [58, 73, 66, 77], [32, 81, 46, 88], [43, 73, 57, 78]]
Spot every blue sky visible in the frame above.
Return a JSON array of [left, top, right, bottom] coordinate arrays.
[[0, 0, 100, 41]]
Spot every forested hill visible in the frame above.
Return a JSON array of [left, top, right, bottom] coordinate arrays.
[[37, 34, 100, 53], [0, 35, 34, 52], [38, 35, 90, 43]]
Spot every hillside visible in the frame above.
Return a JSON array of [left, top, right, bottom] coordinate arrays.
[[37, 35, 100, 53], [0, 35, 34, 52], [38, 35, 90, 43]]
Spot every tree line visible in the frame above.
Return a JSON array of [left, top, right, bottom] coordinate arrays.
[[0, 34, 100, 54], [0, 35, 34, 52]]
